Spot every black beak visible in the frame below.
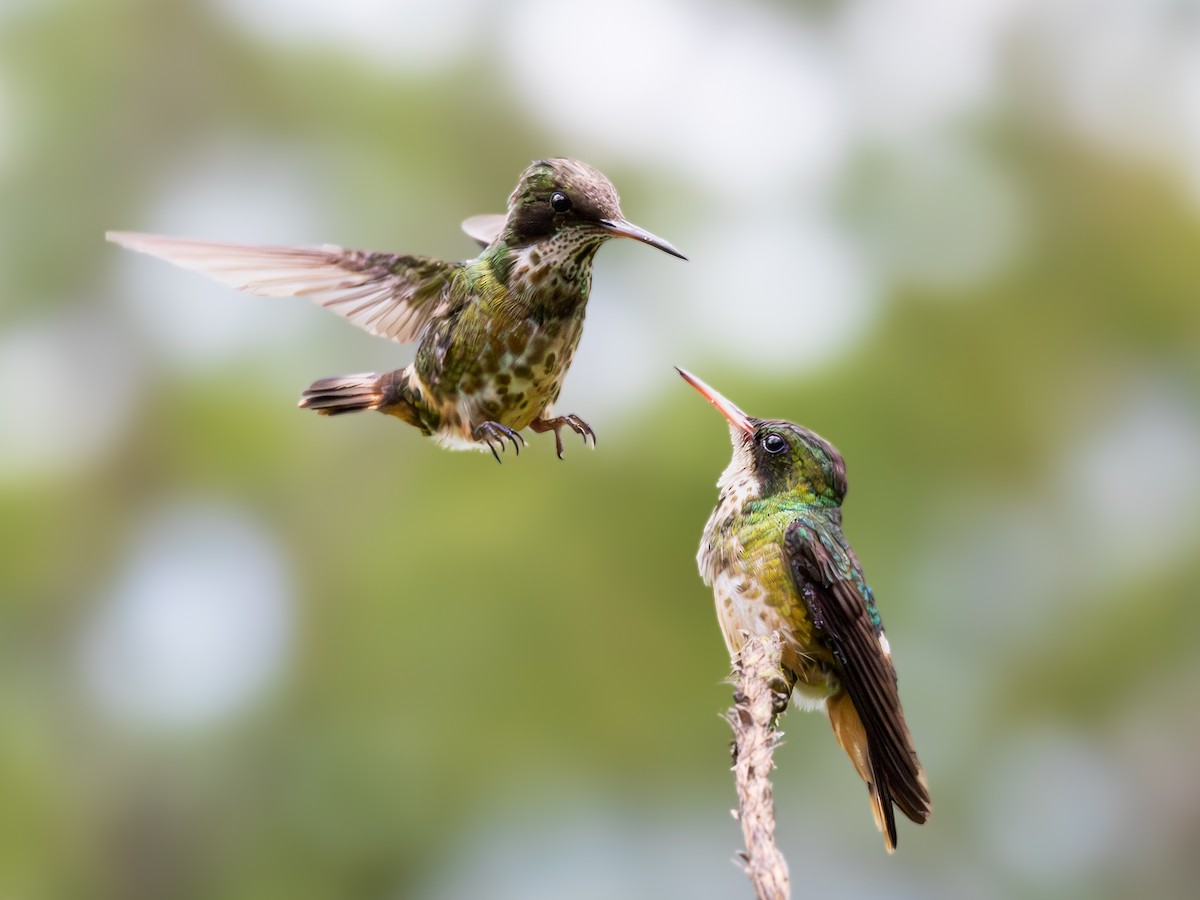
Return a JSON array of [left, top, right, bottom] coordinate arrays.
[[599, 218, 686, 260]]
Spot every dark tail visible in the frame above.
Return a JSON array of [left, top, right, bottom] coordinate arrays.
[[298, 373, 384, 416], [827, 690, 931, 853]]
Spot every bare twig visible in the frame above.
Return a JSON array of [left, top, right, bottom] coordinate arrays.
[[727, 632, 791, 900]]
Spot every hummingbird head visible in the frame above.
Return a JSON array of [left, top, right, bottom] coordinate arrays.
[[502, 158, 685, 259], [678, 367, 847, 507]]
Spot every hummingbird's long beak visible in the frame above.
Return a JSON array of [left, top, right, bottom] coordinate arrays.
[[676, 367, 754, 436], [599, 218, 687, 260]]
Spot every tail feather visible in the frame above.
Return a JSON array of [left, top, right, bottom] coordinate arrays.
[[827, 690, 929, 853], [299, 373, 383, 416]]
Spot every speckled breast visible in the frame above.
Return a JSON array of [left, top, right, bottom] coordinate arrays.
[[425, 311, 585, 439], [700, 506, 834, 703]]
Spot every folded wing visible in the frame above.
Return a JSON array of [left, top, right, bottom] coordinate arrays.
[[785, 518, 931, 849]]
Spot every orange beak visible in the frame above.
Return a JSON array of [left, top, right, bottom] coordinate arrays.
[[676, 367, 754, 436]]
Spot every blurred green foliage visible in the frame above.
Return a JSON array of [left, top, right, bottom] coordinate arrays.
[[2, 1, 1200, 899]]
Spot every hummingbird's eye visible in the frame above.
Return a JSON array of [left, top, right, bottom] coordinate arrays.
[[550, 191, 572, 213], [762, 433, 787, 455]]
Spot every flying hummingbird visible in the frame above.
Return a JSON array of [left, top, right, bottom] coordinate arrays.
[[107, 158, 684, 461], [679, 368, 930, 852]]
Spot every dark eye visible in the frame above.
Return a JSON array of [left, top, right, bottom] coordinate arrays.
[[762, 433, 787, 455], [550, 191, 572, 213]]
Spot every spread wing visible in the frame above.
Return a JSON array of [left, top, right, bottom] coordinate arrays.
[[107, 231, 461, 345], [784, 518, 931, 841]]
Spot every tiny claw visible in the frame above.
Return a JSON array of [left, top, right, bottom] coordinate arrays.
[[565, 414, 596, 449], [529, 413, 595, 459], [473, 421, 525, 463]]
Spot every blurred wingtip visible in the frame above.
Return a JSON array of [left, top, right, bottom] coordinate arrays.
[[460, 213, 505, 249]]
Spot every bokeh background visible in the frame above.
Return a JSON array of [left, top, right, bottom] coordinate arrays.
[[3, 0, 1200, 897]]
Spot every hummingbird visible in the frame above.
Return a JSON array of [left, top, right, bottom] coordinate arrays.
[[107, 158, 684, 461], [679, 368, 930, 852]]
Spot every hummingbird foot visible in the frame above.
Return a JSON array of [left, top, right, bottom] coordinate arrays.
[[472, 421, 526, 463], [769, 666, 796, 718], [769, 684, 791, 718], [529, 414, 596, 459]]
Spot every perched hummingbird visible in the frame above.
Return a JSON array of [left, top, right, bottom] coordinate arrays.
[[679, 368, 930, 852], [107, 158, 684, 461]]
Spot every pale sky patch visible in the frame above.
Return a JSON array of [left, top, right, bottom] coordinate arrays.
[[209, 0, 488, 72], [78, 502, 294, 731]]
